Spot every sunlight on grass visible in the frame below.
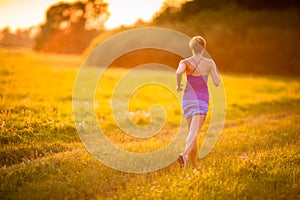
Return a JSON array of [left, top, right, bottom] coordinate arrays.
[[0, 48, 299, 199]]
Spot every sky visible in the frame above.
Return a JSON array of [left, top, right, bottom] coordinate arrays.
[[0, 0, 167, 31]]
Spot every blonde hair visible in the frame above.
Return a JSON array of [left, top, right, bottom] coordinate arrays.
[[189, 36, 206, 54]]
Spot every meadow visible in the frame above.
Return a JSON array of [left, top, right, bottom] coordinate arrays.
[[0, 48, 299, 199]]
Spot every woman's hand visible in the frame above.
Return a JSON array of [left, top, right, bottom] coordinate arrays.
[[176, 84, 183, 92]]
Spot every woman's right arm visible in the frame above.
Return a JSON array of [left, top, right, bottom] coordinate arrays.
[[176, 60, 186, 92], [210, 60, 220, 86]]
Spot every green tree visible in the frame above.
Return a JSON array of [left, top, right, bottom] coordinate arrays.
[[34, 0, 109, 54]]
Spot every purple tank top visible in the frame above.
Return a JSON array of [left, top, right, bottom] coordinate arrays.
[[182, 58, 209, 103]]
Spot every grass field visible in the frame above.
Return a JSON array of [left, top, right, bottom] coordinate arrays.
[[0, 48, 299, 199]]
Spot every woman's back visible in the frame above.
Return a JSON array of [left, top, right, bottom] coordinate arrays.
[[184, 56, 216, 77]]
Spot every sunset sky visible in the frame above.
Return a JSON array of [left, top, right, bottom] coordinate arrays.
[[0, 0, 171, 31]]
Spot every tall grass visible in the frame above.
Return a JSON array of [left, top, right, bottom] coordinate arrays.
[[0, 48, 299, 199]]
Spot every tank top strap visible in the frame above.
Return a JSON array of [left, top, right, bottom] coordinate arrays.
[[191, 57, 204, 74], [190, 67, 197, 75]]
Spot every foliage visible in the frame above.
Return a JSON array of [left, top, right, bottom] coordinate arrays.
[[0, 27, 35, 48], [34, 0, 109, 54], [153, 1, 300, 75], [0, 48, 299, 199]]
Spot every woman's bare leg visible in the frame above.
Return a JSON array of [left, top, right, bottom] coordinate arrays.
[[184, 114, 205, 165], [186, 116, 192, 130], [186, 116, 197, 166], [189, 140, 198, 167]]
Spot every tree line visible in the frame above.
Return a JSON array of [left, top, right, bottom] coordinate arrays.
[[1, 0, 109, 54], [155, 0, 300, 23], [1, 0, 300, 65], [0, 27, 35, 48], [152, 0, 300, 75]]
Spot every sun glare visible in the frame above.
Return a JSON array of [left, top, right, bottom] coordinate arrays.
[[0, 0, 168, 31], [104, 0, 165, 29], [0, 0, 77, 31]]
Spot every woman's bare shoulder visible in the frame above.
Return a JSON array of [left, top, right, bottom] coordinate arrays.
[[202, 57, 215, 66], [202, 57, 214, 62], [181, 57, 194, 65], [181, 57, 192, 62]]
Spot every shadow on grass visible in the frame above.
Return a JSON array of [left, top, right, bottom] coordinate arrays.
[[1, 123, 80, 167], [0, 142, 81, 167], [229, 98, 300, 116]]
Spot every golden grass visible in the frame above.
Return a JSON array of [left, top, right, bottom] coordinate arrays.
[[0, 48, 299, 199]]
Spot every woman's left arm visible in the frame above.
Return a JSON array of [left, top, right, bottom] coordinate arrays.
[[209, 60, 220, 87]]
